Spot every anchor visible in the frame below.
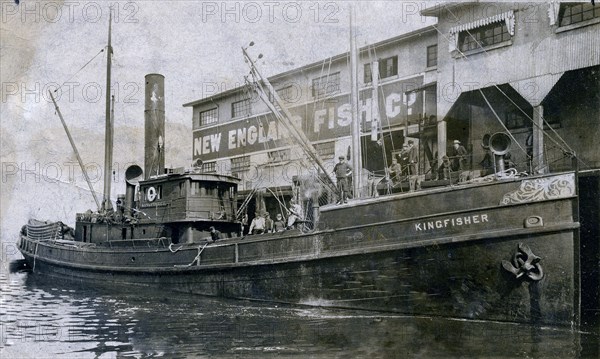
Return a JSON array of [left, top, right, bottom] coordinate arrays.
[[501, 243, 544, 281]]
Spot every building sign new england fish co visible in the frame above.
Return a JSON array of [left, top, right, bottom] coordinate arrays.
[[193, 76, 423, 161]]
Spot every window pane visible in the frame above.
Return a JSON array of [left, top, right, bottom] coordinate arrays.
[[199, 108, 218, 126], [559, 3, 600, 26], [312, 72, 340, 98], [232, 99, 251, 118], [364, 64, 372, 83]]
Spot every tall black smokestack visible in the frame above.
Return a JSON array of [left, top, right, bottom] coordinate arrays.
[[144, 74, 165, 179]]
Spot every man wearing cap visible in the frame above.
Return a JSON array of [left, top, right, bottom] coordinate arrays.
[[264, 212, 274, 233], [405, 140, 419, 191], [248, 213, 266, 235], [388, 158, 402, 183], [403, 140, 416, 174], [273, 213, 286, 232], [333, 156, 352, 204], [398, 144, 410, 176], [209, 226, 221, 242], [287, 199, 303, 228], [451, 140, 468, 171]]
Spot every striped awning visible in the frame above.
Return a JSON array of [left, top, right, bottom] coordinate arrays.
[[449, 10, 515, 36]]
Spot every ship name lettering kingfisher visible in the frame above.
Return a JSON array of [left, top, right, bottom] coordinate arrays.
[[414, 214, 489, 232]]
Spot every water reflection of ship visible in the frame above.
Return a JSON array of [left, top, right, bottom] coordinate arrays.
[[16, 7, 599, 329], [6, 271, 599, 358]]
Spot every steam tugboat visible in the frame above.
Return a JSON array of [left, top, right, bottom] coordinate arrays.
[[17, 11, 596, 328]]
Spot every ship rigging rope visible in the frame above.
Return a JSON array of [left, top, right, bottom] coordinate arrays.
[[168, 243, 183, 253], [492, 84, 578, 158], [265, 186, 288, 213], [313, 56, 334, 143], [54, 48, 105, 94], [367, 46, 396, 172], [478, 89, 527, 155], [432, 4, 578, 163], [249, 71, 336, 193], [189, 242, 209, 267], [371, 47, 392, 171]]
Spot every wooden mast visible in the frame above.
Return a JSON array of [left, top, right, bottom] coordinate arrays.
[[49, 91, 101, 211], [242, 46, 337, 194], [349, 5, 362, 198], [102, 8, 114, 211]]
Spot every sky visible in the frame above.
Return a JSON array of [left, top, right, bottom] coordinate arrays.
[[0, 0, 438, 241]]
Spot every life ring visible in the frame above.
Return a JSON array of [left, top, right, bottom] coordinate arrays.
[[147, 186, 157, 202]]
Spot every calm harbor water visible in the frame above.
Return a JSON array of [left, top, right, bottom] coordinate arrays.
[[1, 247, 598, 358]]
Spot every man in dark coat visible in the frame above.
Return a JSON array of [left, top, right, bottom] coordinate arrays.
[[209, 226, 221, 242], [451, 140, 468, 171], [333, 156, 352, 204]]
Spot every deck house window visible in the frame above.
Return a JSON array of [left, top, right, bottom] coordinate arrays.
[[426, 45, 438, 68], [312, 72, 340, 98], [364, 56, 398, 83], [191, 181, 200, 196], [559, 3, 600, 26], [232, 99, 251, 118], [459, 22, 511, 52], [203, 162, 216, 173], [199, 108, 218, 126], [267, 149, 291, 163]]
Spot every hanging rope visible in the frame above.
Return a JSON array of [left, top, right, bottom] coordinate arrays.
[[54, 48, 105, 93], [434, 5, 577, 163], [478, 89, 527, 155]]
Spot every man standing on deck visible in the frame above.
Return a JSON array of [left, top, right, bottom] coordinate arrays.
[[388, 158, 402, 184], [248, 213, 266, 235], [209, 226, 221, 242], [264, 212, 274, 233], [273, 213, 286, 232], [287, 200, 303, 229], [451, 140, 468, 171], [406, 140, 418, 176], [406, 140, 418, 191], [333, 156, 352, 204]]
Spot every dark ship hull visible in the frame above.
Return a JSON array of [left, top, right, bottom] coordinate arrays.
[[18, 172, 584, 326]]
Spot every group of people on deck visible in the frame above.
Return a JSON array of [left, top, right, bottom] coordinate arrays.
[[387, 140, 420, 190], [387, 139, 469, 186], [243, 200, 304, 235], [209, 202, 301, 242]]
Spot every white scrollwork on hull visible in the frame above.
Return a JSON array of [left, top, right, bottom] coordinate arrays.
[[500, 173, 575, 205]]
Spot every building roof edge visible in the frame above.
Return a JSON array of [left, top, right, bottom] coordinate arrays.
[[182, 25, 437, 108]]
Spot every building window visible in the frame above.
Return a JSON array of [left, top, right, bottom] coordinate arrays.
[[267, 149, 291, 163], [459, 22, 511, 52], [364, 56, 398, 83], [504, 111, 529, 130], [313, 141, 335, 159], [380, 56, 398, 78], [203, 162, 216, 173], [269, 85, 297, 104], [559, 3, 600, 26], [232, 99, 251, 118], [312, 72, 340, 98], [426, 45, 438, 68], [231, 155, 251, 172], [199, 108, 218, 126]]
